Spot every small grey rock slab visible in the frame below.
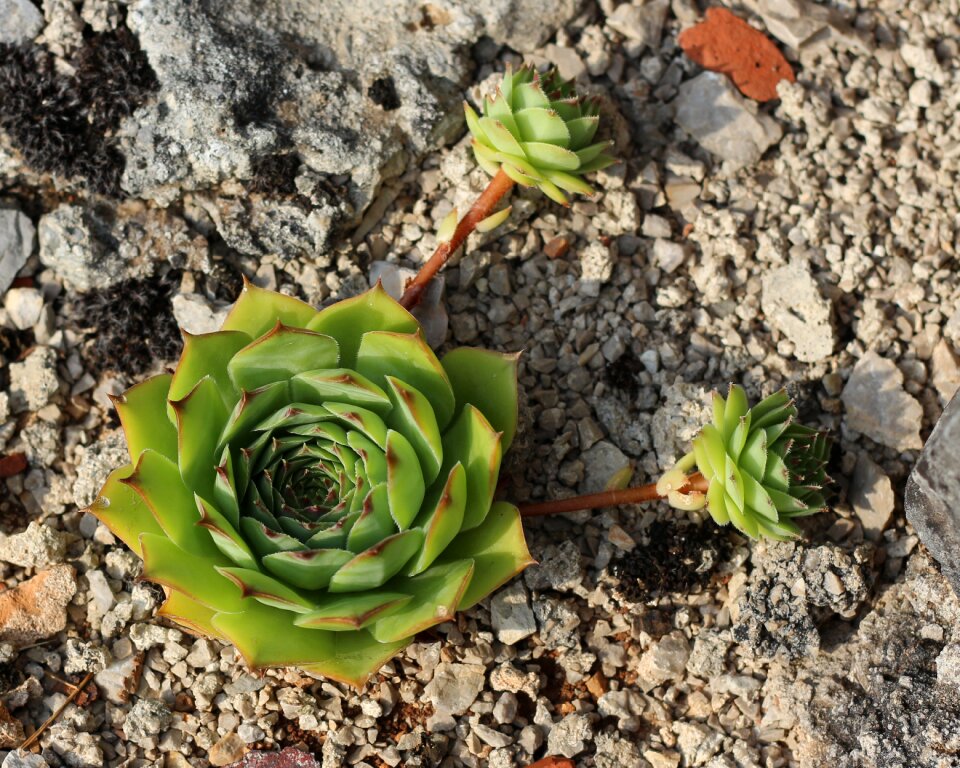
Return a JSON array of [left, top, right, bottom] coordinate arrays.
[[760, 260, 836, 362], [546, 713, 593, 758], [841, 351, 924, 451], [0, 0, 43, 44], [606, 0, 670, 51], [0, 207, 34, 294], [905, 388, 960, 593], [849, 453, 894, 541], [424, 663, 486, 715], [490, 580, 537, 645], [674, 72, 783, 172], [2, 752, 50, 768]]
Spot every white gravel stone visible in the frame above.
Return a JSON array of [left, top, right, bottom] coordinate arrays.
[[637, 632, 691, 692], [171, 292, 230, 335], [760, 260, 836, 362], [546, 713, 593, 758], [0, 522, 68, 568], [8, 347, 59, 413], [4, 287, 44, 331]]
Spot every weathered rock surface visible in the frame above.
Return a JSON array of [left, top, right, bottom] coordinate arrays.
[[842, 350, 924, 451], [771, 551, 960, 768], [732, 540, 874, 659], [905, 388, 960, 593], [118, 0, 584, 260], [760, 260, 835, 362], [673, 72, 783, 171]]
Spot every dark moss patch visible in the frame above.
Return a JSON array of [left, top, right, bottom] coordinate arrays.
[[72, 269, 183, 376], [0, 25, 157, 195], [248, 153, 299, 195], [611, 518, 733, 602], [604, 347, 644, 398], [368, 76, 401, 110]]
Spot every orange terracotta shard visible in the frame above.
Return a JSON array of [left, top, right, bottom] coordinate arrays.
[[679, 7, 795, 102]]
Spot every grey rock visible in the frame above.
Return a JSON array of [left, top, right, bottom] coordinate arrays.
[[425, 663, 486, 715], [842, 351, 924, 451], [73, 430, 128, 508], [63, 638, 110, 674], [38, 205, 127, 291], [905, 389, 960, 593], [0, 0, 43, 45], [686, 629, 731, 680], [579, 440, 633, 494], [0, 522, 68, 568], [124, 698, 173, 744], [760, 260, 835, 362], [741, 0, 830, 49], [8, 346, 59, 413], [546, 713, 593, 758], [733, 540, 874, 659], [849, 453, 894, 541], [606, 0, 669, 51], [932, 338, 960, 402], [0, 210, 37, 294], [594, 732, 644, 768], [783, 552, 960, 768], [524, 540, 584, 593], [532, 598, 581, 650], [119, 0, 581, 259], [2, 752, 50, 768], [490, 580, 537, 645], [674, 72, 783, 172], [637, 632, 690, 691]]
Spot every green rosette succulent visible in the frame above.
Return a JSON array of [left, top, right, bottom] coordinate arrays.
[[89, 281, 533, 687], [665, 386, 830, 540], [464, 64, 616, 205]]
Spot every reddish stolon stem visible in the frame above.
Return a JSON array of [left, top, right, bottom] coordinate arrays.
[[518, 473, 709, 518], [399, 167, 515, 310]]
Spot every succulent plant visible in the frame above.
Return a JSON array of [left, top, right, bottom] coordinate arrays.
[[660, 386, 830, 540], [464, 64, 616, 205], [90, 281, 532, 687]]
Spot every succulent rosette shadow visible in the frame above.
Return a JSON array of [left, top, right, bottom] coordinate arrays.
[[90, 282, 532, 687]]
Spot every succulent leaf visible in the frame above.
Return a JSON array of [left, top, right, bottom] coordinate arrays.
[[681, 385, 831, 540], [465, 63, 614, 202], [88, 284, 529, 686]]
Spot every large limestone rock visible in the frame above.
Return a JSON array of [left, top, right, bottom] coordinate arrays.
[[119, 0, 584, 260]]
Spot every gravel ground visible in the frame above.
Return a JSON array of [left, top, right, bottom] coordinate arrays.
[[1, 0, 959, 767]]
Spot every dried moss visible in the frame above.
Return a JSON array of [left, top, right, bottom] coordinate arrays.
[[0, 26, 157, 194], [72, 270, 183, 376]]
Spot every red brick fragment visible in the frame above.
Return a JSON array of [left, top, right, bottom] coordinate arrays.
[[0, 453, 27, 478], [678, 7, 795, 102]]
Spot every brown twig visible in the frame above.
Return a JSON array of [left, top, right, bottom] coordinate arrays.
[[399, 167, 515, 310], [518, 473, 708, 518], [19, 670, 95, 752]]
